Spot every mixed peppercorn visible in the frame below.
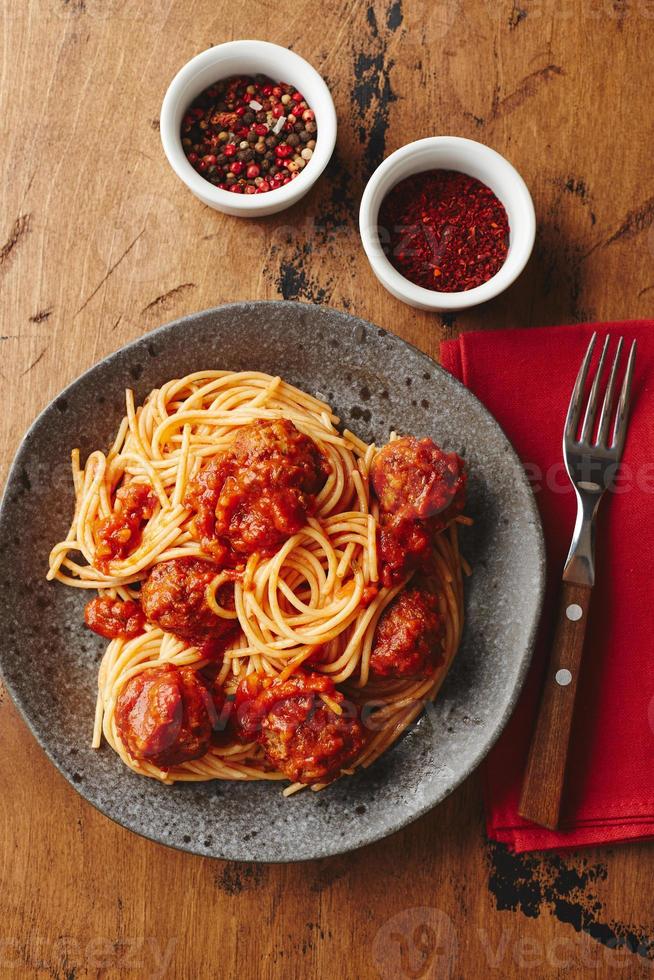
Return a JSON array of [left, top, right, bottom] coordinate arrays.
[[379, 169, 510, 292], [181, 75, 318, 194]]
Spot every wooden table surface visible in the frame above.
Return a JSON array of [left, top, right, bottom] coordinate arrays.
[[2, 1, 654, 977]]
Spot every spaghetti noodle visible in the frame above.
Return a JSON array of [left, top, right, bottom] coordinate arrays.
[[47, 370, 469, 793]]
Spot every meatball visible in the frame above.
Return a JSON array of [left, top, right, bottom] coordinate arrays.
[[213, 483, 311, 557], [371, 436, 466, 526], [371, 437, 467, 587], [140, 557, 237, 650], [370, 586, 444, 678], [235, 671, 366, 784], [230, 418, 328, 495], [84, 596, 145, 640], [185, 419, 329, 563], [95, 482, 157, 571], [115, 664, 217, 768]]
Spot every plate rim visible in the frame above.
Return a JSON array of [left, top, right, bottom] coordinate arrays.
[[0, 300, 546, 861]]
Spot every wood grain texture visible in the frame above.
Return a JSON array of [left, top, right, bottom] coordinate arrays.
[[519, 580, 592, 830], [1, 1, 654, 977]]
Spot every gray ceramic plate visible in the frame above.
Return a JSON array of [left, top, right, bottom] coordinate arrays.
[[0, 302, 544, 862]]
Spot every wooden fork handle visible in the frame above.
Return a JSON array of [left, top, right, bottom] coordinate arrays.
[[518, 580, 592, 830]]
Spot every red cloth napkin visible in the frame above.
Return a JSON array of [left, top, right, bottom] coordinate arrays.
[[441, 320, 654, 852]]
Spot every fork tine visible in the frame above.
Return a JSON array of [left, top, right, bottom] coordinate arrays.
[[611, 339, 637, 455], [565, 333, 597, 441], [596, 337, 623, 446], [580, 334, 610, 444]]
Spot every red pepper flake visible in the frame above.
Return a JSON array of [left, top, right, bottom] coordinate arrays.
[[379, 169, 510, 292]]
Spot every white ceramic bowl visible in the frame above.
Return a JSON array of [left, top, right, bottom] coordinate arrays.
[[160, 40, 337, 218], [359, 137, 536, 311]]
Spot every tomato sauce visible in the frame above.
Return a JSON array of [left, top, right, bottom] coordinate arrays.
[[234, 671, 366, 784], [84, 596, 145, 640], [94, 482, 156, 571], [186, 419, 329, 564]]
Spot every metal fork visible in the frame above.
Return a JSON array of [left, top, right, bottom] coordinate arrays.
[[518, 333, 637, 830]]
